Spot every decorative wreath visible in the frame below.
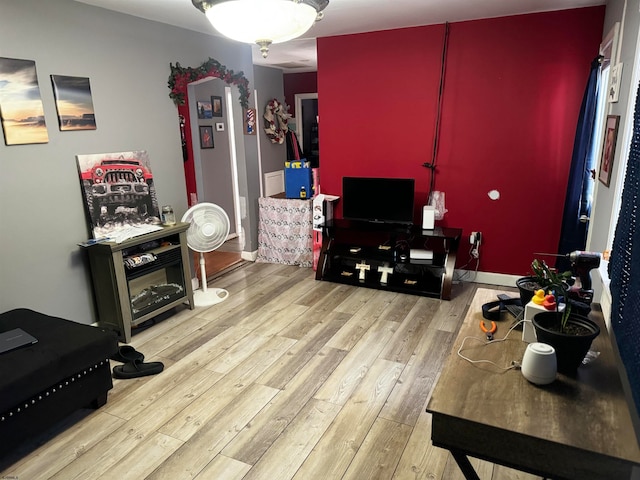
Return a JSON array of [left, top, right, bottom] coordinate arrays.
[[168, 57, 250, 109], [263, 98, 290, 144]]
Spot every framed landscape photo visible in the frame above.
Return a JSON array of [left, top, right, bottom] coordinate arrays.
[[0, 57, 49, 145], [197, 100, 212, 119], [599, 114, 620, 187], [199, 125, 214, 149], [51, 75, 96, 131], [211, 95, 223, 117]]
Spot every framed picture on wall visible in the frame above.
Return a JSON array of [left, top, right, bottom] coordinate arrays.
[[199, 125, 214, 149], [51, 75, 97, 131], [197, 100, 212, 119], [211, 95, 223, 117], [0, 57, 49, 145], [598, 114, 620, 187]]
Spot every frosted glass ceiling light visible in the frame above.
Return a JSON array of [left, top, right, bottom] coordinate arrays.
[[192, 0, 329, 58]]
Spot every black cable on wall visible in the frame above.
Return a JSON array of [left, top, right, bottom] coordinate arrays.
[[424, 21, 450, 202]]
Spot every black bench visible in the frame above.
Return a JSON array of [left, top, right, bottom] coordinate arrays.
[[0, 308, 118, 453]]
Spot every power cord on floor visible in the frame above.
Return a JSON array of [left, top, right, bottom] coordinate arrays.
[[457, 319, 525, 371], [454, 244, 480, 283]]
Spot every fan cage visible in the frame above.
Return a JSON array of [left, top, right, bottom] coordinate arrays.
[[182, 203, 230, 253]]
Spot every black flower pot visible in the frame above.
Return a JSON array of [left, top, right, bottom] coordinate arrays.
[[516, 276, 541, 306], [532, 311, 600, 374]]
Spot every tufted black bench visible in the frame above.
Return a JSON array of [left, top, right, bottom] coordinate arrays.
[[0, 308, 118, 453]]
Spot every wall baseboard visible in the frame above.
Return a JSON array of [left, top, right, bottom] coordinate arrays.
[[242, 250, 258, 262], [455, 270, 521, 288]]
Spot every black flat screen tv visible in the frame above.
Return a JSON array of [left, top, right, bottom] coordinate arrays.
[[342, 177, 415, 225]]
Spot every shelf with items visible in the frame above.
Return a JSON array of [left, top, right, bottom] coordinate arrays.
[[316, 219, 461, 299], [84, 222, 194, 342]]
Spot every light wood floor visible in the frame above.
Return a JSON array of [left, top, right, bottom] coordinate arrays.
[[0, 263, 541, 480], [196, 236, 245, 282]]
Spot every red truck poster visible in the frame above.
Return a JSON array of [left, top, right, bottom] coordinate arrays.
[[76, 150, 161, 239]]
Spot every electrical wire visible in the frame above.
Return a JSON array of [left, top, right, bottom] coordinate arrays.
[[457, 319, 525, 371], [424, 21, 450, 201], [454, 244, 480, 283]]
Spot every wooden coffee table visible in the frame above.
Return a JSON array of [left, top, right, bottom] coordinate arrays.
[[426, 288, 640, 480]]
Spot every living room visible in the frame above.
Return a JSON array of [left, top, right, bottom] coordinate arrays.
[[2, 0, 640, 477], [0, 0, 624, 317], [1, 0, 637, 321]]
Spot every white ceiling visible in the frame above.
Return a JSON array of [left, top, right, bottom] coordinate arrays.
[[75, 0, 605, 73]]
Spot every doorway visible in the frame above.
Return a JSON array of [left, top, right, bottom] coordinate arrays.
[[295, 93, 319, 167], [188, 80, 244, 282]]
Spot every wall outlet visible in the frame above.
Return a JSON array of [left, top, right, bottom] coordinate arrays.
[[470, 231, 481, 259], [470, 231, 482, 246]]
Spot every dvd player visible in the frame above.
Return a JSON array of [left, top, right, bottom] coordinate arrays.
[[410, 249, 434, 260]]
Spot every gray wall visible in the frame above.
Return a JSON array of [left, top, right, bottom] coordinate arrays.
[[589, 0, 640, 254], [191, 80, 236, 236], [254, 65, 288, 183], [0, 0, 269, 323]]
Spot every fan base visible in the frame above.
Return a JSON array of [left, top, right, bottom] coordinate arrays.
[[194, 288, 229, 307]]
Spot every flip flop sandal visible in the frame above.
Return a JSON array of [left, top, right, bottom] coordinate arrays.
[[110, 345, 145, 363], [112, 359, 164, 379]]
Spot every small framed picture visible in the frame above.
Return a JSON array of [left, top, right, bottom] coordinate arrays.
[[197, 100, 212, 119], [215, 122, 225, 132], [199, 125, 214, 149], [244, 108, 256, 135], [211, 95, 223, 117], [51, 75, 96, 131], [598, 114, 620, 187]]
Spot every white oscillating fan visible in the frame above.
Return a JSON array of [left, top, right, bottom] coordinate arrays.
[[181, 202, 231, 306]]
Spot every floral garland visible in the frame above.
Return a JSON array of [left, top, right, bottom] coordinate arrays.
[[168, 58, 250, 109], [263, 98, 290, 144]]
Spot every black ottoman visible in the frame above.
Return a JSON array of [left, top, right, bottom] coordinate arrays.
[[0, 308, 118, 453]]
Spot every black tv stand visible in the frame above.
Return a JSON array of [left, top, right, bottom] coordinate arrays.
[[315, 219, 462, 300]]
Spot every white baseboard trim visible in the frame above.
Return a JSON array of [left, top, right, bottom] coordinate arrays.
[[242, 250, 258, 262], [455, 270, 521, 288]]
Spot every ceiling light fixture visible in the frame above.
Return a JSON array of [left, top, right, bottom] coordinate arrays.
[[192, 0, 329, 58]]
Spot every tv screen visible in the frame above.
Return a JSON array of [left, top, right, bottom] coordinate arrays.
[[342, 177, 415, 225]]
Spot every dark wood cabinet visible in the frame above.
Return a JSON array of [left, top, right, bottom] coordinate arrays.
[[85, 223, 194, 342], [316, 219, 461, 299]]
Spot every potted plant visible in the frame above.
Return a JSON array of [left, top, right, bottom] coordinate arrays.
[[516, 259, 571, 305], [529, 259, 600, 374], [516, 275, 541, 306]]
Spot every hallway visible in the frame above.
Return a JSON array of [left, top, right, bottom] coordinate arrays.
[[194, 236, 245, 285]]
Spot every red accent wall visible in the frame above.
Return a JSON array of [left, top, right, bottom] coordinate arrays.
[[284, 72, 318, 117], [317, 7, 605, 276], [178, 103, 197, 204]]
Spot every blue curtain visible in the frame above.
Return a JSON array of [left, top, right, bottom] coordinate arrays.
[[610, 80, 640, 424], [557, 56, 603, 270]]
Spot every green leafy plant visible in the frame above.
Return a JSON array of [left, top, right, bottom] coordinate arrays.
[[530, 259, 573, 332]]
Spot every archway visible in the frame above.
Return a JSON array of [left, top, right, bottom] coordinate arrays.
[[168, 57, 250, 204], [168, 58, 252, 280]]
